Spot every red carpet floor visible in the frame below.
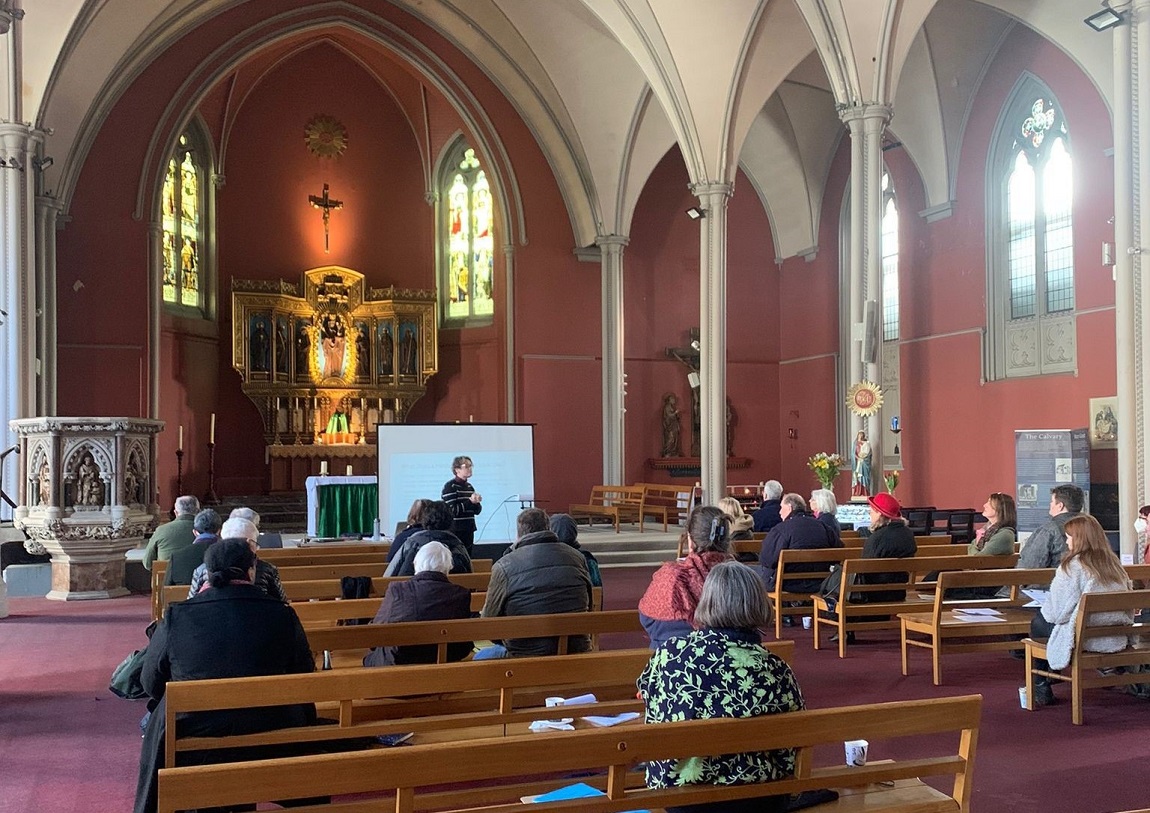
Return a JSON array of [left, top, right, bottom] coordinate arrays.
[[1, 566, 1148, 812]]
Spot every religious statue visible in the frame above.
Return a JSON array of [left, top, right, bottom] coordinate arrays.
[[726, 398, 735, 458], [75, 453, 103, 507], [851, 430, 873, 498], [1094, 405, 1117, 444], [275, 318, 289, 374], [321, 315, 346, 378], [399, 324, 419, 376], [37, 460, 51, 506], [294, 321, 310, 380], [123, 461, 143, 506], [355, 326, 370, 377], [249, 319, 270, 372], [661, 394, 682, 457], [690, 388, 701, 458], [378, 325, 394, 376]]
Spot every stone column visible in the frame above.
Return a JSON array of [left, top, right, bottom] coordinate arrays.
[[598, 235, 628, 486], [691, 182, 733, 504], [503, 242, 516, 422], [35, 195, 62, 416], [0, 122, 42, 520], [11, 418, 163, 599], [839, 105, 891, 494], [1113, 1, 1138, 559]]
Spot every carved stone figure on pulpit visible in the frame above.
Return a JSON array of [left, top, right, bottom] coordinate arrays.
[[661, 394, 682, 457], [76, 453, 103, 507], [37, 461, 51, 506]]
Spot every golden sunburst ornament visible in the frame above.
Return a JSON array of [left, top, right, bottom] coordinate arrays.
[[304, 115, 349, 158], [846, 380, 884, 417]]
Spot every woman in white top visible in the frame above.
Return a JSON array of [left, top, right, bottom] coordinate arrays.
[[1030, 514, 1132, 706]]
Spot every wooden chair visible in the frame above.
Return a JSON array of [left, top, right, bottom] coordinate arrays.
[[569, 485, 645, 532]]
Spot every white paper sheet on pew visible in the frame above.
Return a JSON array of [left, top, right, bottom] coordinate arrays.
[[954, 608, 1004, 616], [581, 712, 641, 727], [952, 613, 1007, 622], [529, 693, 598, 731], [1022, 588, 1051, 608]]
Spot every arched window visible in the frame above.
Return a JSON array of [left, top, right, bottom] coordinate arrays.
[[161, 125, 211, 314], [986, 78, 1075, 379], [880, 170, 899, 342], [439, 142, 495, 325]]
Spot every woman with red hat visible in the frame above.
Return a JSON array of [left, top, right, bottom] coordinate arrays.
[[839, 493, 917, 644]]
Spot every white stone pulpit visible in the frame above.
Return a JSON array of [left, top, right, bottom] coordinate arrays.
[[9, 417, 163, 600]]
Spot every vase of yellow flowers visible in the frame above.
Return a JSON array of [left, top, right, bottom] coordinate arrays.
[[884, 470, 900, 494], [807, 452, 845, 490]]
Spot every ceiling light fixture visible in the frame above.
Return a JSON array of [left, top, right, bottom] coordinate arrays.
[[1085, 4, 1126, 31]]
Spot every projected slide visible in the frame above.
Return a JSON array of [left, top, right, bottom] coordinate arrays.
[[378, 424, 535, 544]]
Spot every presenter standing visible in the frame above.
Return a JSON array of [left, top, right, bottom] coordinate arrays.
[[442, 455, 482, 553]]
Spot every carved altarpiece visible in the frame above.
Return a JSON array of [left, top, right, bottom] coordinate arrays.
[[232, 266, 437, 489]]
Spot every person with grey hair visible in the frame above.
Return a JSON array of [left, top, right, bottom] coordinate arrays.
[[751, 480, 784, 533], [228, 506, 261, 529], [364, 540, 473, 667], [809, 488, 842, 544], [759, 493, 839, 625], [162, 509, 223, 586], [186, 516, 286, 602], [141, 495, 200, 570], [639, 561, 804, 813]]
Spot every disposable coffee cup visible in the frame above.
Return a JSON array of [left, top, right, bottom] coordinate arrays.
[[802, 616, 812, 630], [545, 696, 565, 723], [1018, 686, 1027, 709], [844, 739, 868, 767]]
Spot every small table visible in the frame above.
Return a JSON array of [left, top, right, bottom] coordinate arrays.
[[306, 475, 378, 537]]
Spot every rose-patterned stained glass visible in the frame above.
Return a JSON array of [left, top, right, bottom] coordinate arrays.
[[441, 145, 495, 323], [161, 133, 203, 309]]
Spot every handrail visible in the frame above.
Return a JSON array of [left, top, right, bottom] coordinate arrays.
[[0, 444, 19, 512]]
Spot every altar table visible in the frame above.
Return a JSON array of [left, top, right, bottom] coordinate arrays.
[[305, 475, 378, 537]]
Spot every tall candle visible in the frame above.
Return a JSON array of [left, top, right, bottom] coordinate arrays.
[[345, 464, 354, 476], [178, 425, 183, 451], [209, 413, 216, 443], [320, 461, 328, 476]]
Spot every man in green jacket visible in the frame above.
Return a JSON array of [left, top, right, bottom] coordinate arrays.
[[141, 495, 200, 570]]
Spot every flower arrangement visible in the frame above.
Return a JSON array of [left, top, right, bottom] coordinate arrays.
[[884, 470, 900, 494], [807, 452, 845, 490]]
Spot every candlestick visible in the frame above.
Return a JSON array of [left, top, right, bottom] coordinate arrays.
[[320, 461, 328, 476], [178, 425, 184, 451], [209, 413, 216, 444], [345, 464, 353, 476], [203, 441, 219, 505], [174, 448, 184, 506]]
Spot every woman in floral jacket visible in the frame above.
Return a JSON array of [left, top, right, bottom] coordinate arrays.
[[638, 561, 805, 813]]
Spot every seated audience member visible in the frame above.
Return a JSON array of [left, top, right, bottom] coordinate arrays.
[[134, 539, 318, 813], [475, 508, 592, 659], [823, 493, 915, 644], [751, 480, 784, 533], [549, 513, 602, 587], [809, 489, 842, 544], [229, 506, 261, 528], [971, 492, 1017, 556], [718, 497, 755, 541], [1029, 514, 1133, 706], [141, 495, 200, 570], [384, 500, 472, 577], [638, 561, 804, 813], [759, 493, 839, 593], [387, 498, 432, 563], [163, 509, 222, 586], [187, 517, 287, 603], [1136, 504, 1150, 565], [639, 506, 734, 649], [363, 541, 473, 667], [1017, 484, 1084, 569]]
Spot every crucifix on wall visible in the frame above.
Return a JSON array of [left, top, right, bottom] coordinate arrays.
[[666, 328, 702, 457], [308, 183, 344, 253]]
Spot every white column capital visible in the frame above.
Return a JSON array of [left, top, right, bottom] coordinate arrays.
[[502, 242, 515, 258], [837, 104, 892, 127], [689, 181, 733, 202], [595, 234, 629, 250]]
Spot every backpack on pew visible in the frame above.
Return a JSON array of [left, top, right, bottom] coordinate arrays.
[[109, 620, 156, 700], [818, 565, 864, 610]]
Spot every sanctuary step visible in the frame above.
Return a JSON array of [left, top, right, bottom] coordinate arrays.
[[214, 493, 306, 531]]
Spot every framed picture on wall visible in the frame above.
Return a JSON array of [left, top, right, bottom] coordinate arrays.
[[1089, 396, 1118, 450]]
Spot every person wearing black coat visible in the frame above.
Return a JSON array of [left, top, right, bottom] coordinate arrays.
[[364, 540, 473, 666], [751, 480, 784, 533], [384, 500, 472, 577], [759, 494, 841, 594], [133, 540, 319, 813], [859, 492, 917, 604], [442, 455, 482, 553]]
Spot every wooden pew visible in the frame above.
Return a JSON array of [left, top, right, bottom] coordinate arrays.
[[261, 543, 391, 560], [1024, 586, 1150, 724], [273, 558, 491, 582], [293, 586, 606, 628], [306, 608, 642, 668], [159, 572, 494, 618], [899, 567, 1055, 685], [569, 485, 645, 532], [156, 693, 981, 813], [811, 554, 1019, 657], [637, 483, 690, 532], [842, 534, 954, 548]]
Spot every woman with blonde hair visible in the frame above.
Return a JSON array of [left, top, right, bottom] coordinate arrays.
[[1030, 514, 1132, 706], [718, 496, 754, 541]]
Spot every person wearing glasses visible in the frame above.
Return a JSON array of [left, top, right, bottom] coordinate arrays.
[[441, 455, 482, 553]]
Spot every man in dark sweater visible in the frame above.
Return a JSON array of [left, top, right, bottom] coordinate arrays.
[[475, 508, 592, 658], [752, 480, 784, 532]]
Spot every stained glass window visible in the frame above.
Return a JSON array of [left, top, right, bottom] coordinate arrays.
[[161, 131, 205, 310], [1006, 98, 1073, 320], [441, 144, 495, 323], [880, 171, 899, 342]]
